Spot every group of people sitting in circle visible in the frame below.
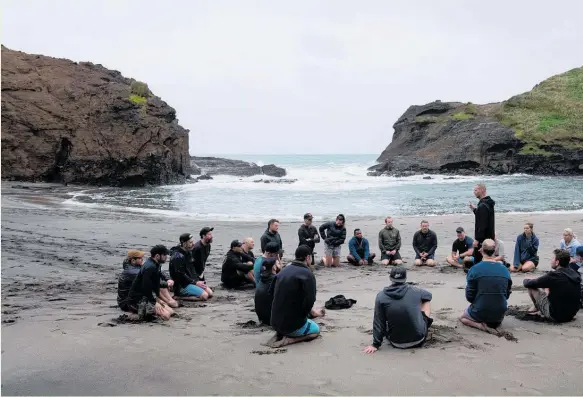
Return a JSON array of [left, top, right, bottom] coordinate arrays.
[[116, 210, 583, 350]]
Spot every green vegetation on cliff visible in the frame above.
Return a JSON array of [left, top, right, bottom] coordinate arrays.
[[128, 80, 150, 107], [495, 66, 583, 154]]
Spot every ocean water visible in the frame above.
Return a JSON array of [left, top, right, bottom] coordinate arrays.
[[65, 154, 583, 221]]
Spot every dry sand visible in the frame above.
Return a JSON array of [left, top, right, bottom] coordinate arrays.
[[2, 183, 583, 396]]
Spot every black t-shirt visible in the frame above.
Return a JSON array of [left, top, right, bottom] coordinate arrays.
[[452, 236, 474, 255]]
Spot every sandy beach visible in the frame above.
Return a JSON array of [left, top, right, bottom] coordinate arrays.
[[2, 182, 582, 396]]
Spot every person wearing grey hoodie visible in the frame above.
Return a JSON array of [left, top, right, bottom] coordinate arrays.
[[364, 267, 433, 353]]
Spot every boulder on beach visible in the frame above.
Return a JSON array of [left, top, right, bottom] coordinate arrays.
[[190, 156, 287, 178]]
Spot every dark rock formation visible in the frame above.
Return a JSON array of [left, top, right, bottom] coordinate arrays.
[[196, 174, 213, 181], [1, 46, 190, 186], [190, 156, 286, 177], [253, 178, 297, 184]]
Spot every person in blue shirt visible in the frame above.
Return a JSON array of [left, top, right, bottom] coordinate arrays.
[[460, 239, 512, 334], [511, 223, 539, 273], [253, 242, 281, 287], [347, 229, 376, 265], [559, 228, 581, 271], [446, 227, 475, 270]]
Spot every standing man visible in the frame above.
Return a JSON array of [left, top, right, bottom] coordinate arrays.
[[469, 184, 495, 265], [261, 219, 283, 258], [347, 228, 376, 265], [298, 212, 321, 264], [445, 227, 474, 269], [412, 220, 438, 266], [378, 216, 403, 266], [319, 214, 347, 267], [193, 226, 214, 283]]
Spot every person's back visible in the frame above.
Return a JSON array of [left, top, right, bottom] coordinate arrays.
[[117, 263, 141, 309], [466, 260, 512, 325], [128, 257, 160, 304], [255, 270, 276, 325]]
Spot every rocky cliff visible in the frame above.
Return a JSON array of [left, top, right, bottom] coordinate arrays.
[[370, 67, 583, 176], [190, 156, 286, 177], [1, 46, 191, 186]]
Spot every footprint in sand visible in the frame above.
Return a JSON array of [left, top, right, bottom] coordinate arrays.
[[456, 352, 480, 362], [515, 352, 544, 368], [502, 386, 543, 395], [410, 371, 435, 383]]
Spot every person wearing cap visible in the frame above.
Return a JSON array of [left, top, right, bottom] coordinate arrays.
[[127, 245, 175, 321], [364, 267, 433, 353], [298, 213, 321, 264], [221, 240, 255, 289], [254, 256, 283, 325], [267, 245, 325, 348], [445, 227, 475, 269], [261, 219, 283, 257], [347, 228, 376, 266], [241, 237, 256, 264], [117, 249, 146, 311], [412, 220, 438, 266], [192, 227, 214, 282], [254, 242, 281, 288], [170, 233, 213, 301], [460, 239, 512, 334], [319, 214, 347, 267], [378, 216, 403, 266]]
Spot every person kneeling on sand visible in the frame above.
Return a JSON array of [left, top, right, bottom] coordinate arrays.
[[511, 223, 539, 273], [254, 242, 281, 288], [118, 249, 146, 311], [347, 228, 376, 265], [364, 267, 433, 354], [412, 220, 438, 266], [446, 227, 474, 269], [319, 214, 347, 267], [460, 239, 512, 334], [254, 257, 283, 325], [267, 245, 325, 347], [241, 237, 256, 264], [560, 228, 581, 271], [493, 232, 509, 267], [523, 249, 581, 322], [221, 240, 255, 289], [378, 216, 403, 266], [170, 233, 213, 301], [127, 245, 176, 321]]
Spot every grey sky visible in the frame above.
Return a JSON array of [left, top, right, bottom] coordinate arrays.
[[3, 0, 582, 155]]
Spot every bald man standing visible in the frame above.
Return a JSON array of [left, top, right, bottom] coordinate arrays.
[[469, 184, 496, 267]]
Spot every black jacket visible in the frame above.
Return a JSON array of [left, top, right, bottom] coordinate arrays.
[[260, 230, 283, 253], [319, 221, 346, 247], [523, 267, 581, 322], [270, 260, 316, 335], [473, 196, 496, 243], [169, 246, 198, 290], [128, 258, 163, 304], [221, 249, 254, 288], [241, 249, 255, 263], [412, 230, 438, 256], [298, 224, 321, 251], [192, 240, 211, 281], [117, 262, 141, 307], [255, 271, 276, 325]]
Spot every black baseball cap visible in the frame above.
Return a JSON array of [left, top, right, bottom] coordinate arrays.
[[150, 244, 170, 257], [180, 233, 194, 243], [304, 212, 313, 220], [295, 245, 312, 260], [200, 227, 214, 238], [456, 227, 464, 233], [230, 239, 243, 249], [389, 266, 407, 284], [265, 242, 280, 254]]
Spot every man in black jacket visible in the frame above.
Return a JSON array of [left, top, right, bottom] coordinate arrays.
[[523, 249, 581, 322], [170, 233, 213, 301], [412, 220, 438, 266], [469, 184, 495, 266], [221, 240, 255, 289], [127, 245, 175, 321], [298, 212, 320, 264], [254, 257, 282, 325], [319, 214, 347, 267], [118, 249, 145, 311], [261, 219, 284, 258], [267, 245, 325, 348], [193, 226, 214, 282]]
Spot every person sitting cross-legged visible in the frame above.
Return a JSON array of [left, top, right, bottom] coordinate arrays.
[[347, 228, 376, 266], [446, 227, 474, 270]]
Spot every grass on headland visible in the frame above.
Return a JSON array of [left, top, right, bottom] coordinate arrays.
[[129, 94, 147, 105], [495, 66, 583, 154], [128, 80, 151, 108]]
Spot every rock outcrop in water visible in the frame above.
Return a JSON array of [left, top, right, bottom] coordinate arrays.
[[190, 156, 287, 177], [370, 67, 583, 176], [1, 46, 191, 186]]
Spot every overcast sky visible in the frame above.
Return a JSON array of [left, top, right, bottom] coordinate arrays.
[[3, 0, 582, 155]]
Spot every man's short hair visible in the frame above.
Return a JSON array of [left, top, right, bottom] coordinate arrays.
[[482, 239, 496, 256], [264, 242, 280, 254], [243, 237, 253, 245], [150, 244, 169, 257], [421, 220, 429, 225], [268, 218, 279, 228], [553, 248, 571, 267], [295, 245, 312, 261], [354, 228, 361, 235], [526, 222, 534, 230]]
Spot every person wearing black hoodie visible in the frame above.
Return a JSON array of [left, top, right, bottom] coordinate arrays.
[[254, 257, 282, 325], [170, 233, 213, 301], [469, 184, 495, 266], [319, 214, 347, 267], [261, 219, 284, 258], [298, 212, 321, 263], [221, 240, 255, 289], [364, 267, 433, 354], [412, 220, 438, 266], [523, 248, 581, 322]]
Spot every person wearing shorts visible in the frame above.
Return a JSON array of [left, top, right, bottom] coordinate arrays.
[[378, 217, 403, 266], [446, 227, 475, 270], [170, 233, 213, 301], [412, 220, 438, 266], [319, 214, 347, 267]]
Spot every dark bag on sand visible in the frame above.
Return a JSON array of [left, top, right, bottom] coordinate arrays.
[[325, 294, 357, 310]]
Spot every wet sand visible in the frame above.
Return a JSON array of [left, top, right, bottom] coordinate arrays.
[[2, 182, 583, 396]]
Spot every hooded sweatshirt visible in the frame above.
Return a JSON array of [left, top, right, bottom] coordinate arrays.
[[319, 221, 347, 247], [348, 236, 370, 261], [372, 284, 432, 349], [412, 230, 438, 257], [560, 238, 581, 261], [260, 229, 283, 253], [513, 233, 540, 267], [192, 240, 211, 281], [128, 258, 164, 304], [221, 249, 254, 289], [117, 262, 141, 308], [169, 246, 198, 290], [378, 226, 402, 252], [523, 267, 581, 322], [473, 196, 496, 243]]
